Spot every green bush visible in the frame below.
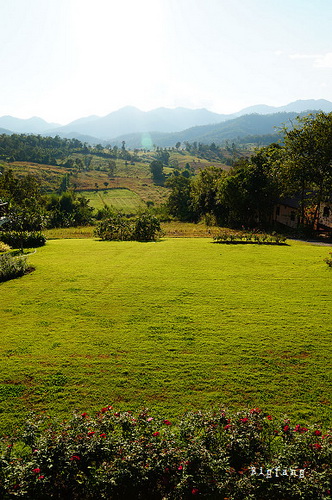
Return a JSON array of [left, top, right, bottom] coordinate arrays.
[[0, 407, 330, 499], [0, 231, 46, 249], [95, 212, 163, 242], [0, 253, 30, 283]]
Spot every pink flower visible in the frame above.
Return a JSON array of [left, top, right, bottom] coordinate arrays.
[[152, 431, 160, 437], [32, 468, 41, 474], [163, 419, 172, 426], [250, 408, 261, 414], [178, 465, 183, 470], [147, 417, 153, 422]]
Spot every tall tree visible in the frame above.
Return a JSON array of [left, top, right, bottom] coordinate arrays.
[[281, 112, 332, 227]]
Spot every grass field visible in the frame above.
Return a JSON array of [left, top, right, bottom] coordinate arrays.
[[79, 188, 145, 212], [0, 238, 331, 433]]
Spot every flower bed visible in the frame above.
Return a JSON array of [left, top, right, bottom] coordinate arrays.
[[0, 407, 330, 499]]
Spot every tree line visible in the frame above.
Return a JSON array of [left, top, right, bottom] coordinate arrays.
[[0, 134, 139, 165], [166, 113, 332, 230]]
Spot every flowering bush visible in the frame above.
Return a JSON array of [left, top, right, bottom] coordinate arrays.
[[214, 232, 286, 245], [0, 408, 330, 499]]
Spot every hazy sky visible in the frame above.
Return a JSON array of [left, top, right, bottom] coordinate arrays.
[[1, 0, 332, 124]]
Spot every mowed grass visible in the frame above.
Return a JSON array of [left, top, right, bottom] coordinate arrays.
[[79, 188, 145, 212], [0, 238, 331, 433]]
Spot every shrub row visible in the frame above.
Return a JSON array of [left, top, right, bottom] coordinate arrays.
[[0, 252, 30, 283], [0, 408, 330, 499], [214, 232, 287, 245], [0, 231, 46, 248]]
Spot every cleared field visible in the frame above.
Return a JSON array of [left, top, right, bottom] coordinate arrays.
[[79, 188, 145, 212], [0, 238, 331, 433]]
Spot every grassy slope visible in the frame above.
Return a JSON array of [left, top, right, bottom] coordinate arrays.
[[79, 188, 145, 212], [0, 238, 331, 433]]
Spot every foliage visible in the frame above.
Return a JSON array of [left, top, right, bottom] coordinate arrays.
[[0, 241, 11, 252], [95, 211, 162, 241], [132, 213, 163, 242], [0, 231, 46, 248], [0, 407, 330, 499], [214, 231, 286, 245], [45, 191, 94, 228], [94, 212, 133, 241], [150, 160, 165, 185], [166, 174, 196, 221], [280, 112, 332, 227], [0, 252, 30, 282], [0, 134, 86, 165]]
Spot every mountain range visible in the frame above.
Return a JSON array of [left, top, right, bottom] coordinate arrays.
[[1, 99, 332, 147]]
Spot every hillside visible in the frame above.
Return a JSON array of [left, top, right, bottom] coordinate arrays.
[[1, 99, 332, 146], [110, 111, 301, 148]]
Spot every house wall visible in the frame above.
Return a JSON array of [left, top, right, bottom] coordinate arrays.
[[273, 204, 299, 229], [319, 203, 332, 229]]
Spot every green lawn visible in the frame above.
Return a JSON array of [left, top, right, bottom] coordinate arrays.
[[0, 238, 331, 433], [79, 188, 145, 212]]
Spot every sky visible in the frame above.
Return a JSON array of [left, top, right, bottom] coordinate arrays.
[[1, 0, 332, 125]]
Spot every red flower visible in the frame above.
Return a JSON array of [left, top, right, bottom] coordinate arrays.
[[224, 424, 232, 430], [240, 418, 248, 423], [163, 419, 172, 426], [314, 430, 322, 436], [101, 405, 113, 413], [312, 443, 322, 450], [266, 415, 273, 420], [152, 431, 160, 437], [294, 425, 308, 433], [38, 475, 45, 480], [192, 488, 199, 495], [100, 433, 107, 438], [283, 425, 290, 432], [178, 465, 183, 470], [81, 412, 88, 418], [70, 455, 80, 461], [250, 408, 261, 414], [32, 468, 41, 474], [87, 431, 95, 436]]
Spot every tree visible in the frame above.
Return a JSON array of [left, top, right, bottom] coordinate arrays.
[[150, 160, 165, 185], [166, 174, 195, 221], [280, 112, 332, 227], [191, 167, 225, 222]]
